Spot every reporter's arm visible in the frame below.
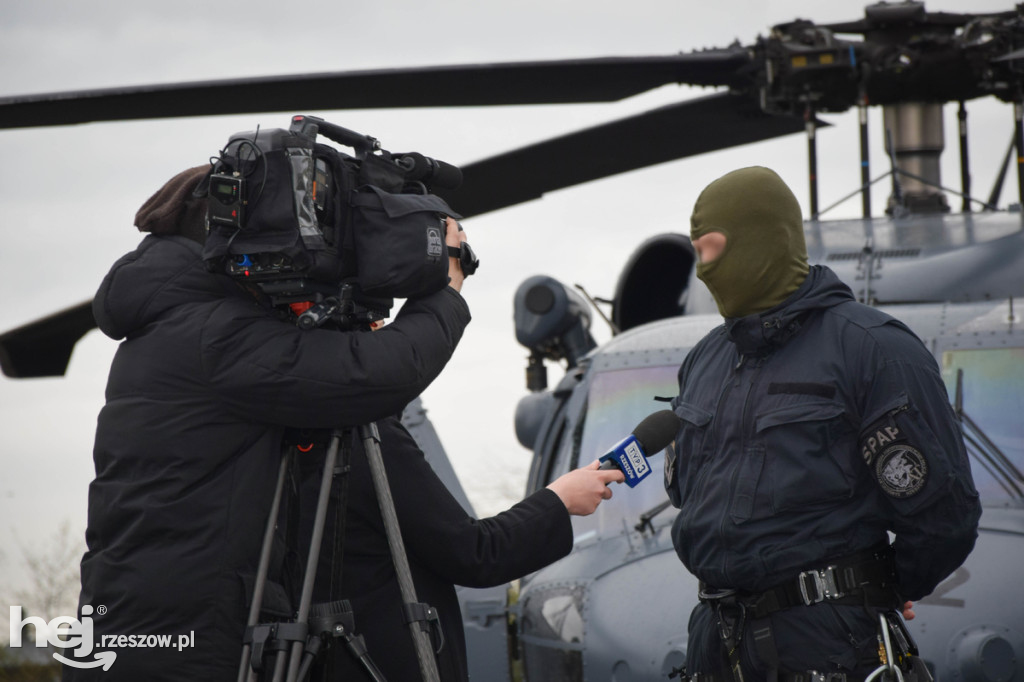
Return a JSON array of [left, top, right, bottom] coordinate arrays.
[[367, 419, 575, 588]]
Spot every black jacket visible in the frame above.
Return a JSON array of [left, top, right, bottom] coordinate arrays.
[[66, 235, 472, 681], [304, 418, 573, 682], [667, 265, 980, 600]]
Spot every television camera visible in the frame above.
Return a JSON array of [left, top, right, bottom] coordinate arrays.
[[202, 114, 478, 328]]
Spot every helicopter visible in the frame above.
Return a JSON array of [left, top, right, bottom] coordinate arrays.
[[1, 1, 1023, 681]]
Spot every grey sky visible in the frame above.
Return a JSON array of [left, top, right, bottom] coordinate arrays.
[[0, 0, 1014, 603]]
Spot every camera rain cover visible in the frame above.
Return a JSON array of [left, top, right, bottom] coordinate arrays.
[[203, 118, 464, 300], [350, 185, 460, 298], [203, 128, 326, 268]]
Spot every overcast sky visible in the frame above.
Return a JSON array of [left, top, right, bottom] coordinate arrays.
[[0, 0, 1015, 604]]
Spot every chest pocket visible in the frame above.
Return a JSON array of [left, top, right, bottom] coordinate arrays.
[[666, 401, 713, 508], [752, 399, 858, 516]]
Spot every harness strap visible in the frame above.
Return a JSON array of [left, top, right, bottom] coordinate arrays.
[[752, 618, 779, 682]]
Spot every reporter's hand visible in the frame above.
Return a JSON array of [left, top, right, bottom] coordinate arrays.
[[902, 601, 915, 621], [445, 217, 467, 292], [546, 460, 625, 516]]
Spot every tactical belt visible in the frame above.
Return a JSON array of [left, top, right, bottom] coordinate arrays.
[[693, 545, 900, 682], [699, 544, 901, 617], [745, 544, 901, 617]]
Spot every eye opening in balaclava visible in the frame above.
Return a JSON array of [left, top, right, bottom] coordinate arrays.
[[690, 166, 809, 318]]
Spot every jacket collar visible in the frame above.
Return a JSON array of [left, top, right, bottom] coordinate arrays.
[[724, 265, 854, 356]]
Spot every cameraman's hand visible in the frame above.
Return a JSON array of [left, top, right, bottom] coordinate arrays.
[[446, 217, 467, 292], [546, 460, 625, 516]]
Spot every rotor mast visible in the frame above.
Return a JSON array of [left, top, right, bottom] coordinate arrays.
[[883, 102, 948, 215]]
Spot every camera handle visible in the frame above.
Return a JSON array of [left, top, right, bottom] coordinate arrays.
[[290, 114, 380, 158]]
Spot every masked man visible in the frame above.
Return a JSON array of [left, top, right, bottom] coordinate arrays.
[[664, 167, 980, 681]]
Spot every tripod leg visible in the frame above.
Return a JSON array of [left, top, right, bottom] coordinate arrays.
[[359, 422, 441, 682], [283, 431, 344, 682], [238, 452, 292, 682]]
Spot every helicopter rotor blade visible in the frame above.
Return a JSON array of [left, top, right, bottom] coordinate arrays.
[[0, 91, 805, 376], [0, 50, 751, 130], [0, 300, 96, 378], [438, 91, 810, 218]]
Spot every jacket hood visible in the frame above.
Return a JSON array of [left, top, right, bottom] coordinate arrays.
[[725, 264, 854, 355], [134, 165, 210, 245], [93, 235, 235, 340]]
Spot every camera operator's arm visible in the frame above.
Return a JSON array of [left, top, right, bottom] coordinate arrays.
[[205, 277, 471, 429]]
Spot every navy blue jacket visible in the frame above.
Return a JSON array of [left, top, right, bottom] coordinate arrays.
[[666, 265, 980, 601]]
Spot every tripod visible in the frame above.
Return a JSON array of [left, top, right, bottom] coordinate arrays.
[[237, 423, 442, 682]]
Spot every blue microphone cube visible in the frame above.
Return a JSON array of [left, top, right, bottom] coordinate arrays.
[[599, 434, 652, 487]]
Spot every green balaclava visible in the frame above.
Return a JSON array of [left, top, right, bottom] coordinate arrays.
[[690, 166, 809, 318]]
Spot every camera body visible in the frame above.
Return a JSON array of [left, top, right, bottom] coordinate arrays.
[[202, 115, 464, 313]]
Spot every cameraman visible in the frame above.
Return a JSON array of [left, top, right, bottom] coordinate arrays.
[[66, 166, 621, 682]]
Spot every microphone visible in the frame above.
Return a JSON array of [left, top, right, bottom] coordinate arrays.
[[598, 410, 681, 487]]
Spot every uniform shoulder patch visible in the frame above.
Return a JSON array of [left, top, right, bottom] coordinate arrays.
[[874, 445, 928, 498]]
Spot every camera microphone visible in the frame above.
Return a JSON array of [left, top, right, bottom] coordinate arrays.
[[394, 152, 463, 190], [598, 410, 681, 487]]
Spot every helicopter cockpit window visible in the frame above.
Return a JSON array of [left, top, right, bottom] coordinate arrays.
[[940, 348, 1024, 505], [575, 365, 681, 537]]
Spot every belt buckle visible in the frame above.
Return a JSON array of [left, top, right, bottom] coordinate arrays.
[[798, 566, 844, 606]]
